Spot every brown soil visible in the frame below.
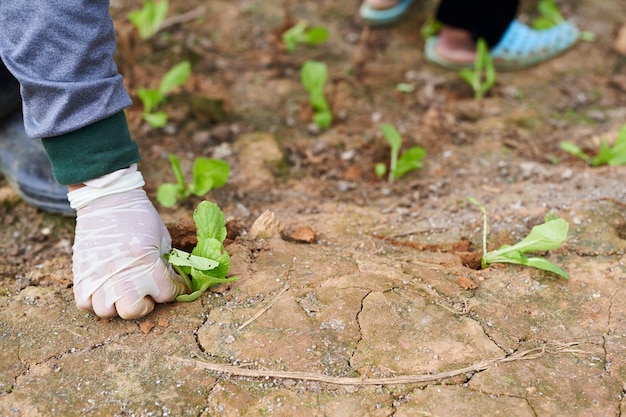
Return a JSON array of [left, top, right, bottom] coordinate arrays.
[[2, 1, 626, 416]]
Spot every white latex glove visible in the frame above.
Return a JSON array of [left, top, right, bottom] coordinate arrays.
[[67, 164, 187, 319]]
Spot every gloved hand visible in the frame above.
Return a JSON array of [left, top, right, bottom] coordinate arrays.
[[67, 164, 187, 319]]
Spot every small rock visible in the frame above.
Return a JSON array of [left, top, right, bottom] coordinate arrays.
[[285, 225, 317, 243], [192, 130, 211, 146], [456, 276, 479, 290], [0, 185, 19, 205], [249, 210, 283, 239], [139, 320, 155, 334], [614, 21, 626, 56]]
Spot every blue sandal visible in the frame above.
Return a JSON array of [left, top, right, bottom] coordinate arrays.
[[359, 0, 416, 26], [425, 20, 580, 71]]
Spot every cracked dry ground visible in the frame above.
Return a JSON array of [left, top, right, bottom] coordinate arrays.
[[2, 0, 626, 416]]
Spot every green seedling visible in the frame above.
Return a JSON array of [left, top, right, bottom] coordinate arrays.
[[396, 83, 415, 93], [375, 124, 426, 184], [157, 153, 230, 207], [282, 21, 329, 53], [128, 0, 169, 40], [300, 60, 332, 129], [420, 16, 443, 40], [137, 61, 191, 128], [468, 197, 570, 279], [531, 0, 564, 29], [560, 124, 626, 166], [531, 0, 594, 41], [164, 201, 238, 302], [459, 38, 495, 100]]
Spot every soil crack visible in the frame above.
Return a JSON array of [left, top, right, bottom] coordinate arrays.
[[348, 289, 371, 368]]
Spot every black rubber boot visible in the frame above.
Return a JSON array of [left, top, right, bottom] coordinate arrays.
[[0, 63, 74, 215]]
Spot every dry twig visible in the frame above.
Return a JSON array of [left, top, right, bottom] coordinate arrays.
[[172, 341, 583, 386], [160, 6, 205, 31], [237, 284, 290, 331]]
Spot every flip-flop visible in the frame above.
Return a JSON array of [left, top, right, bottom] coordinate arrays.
[[359, 0, 416, 26], [425, 20, 580, 71]]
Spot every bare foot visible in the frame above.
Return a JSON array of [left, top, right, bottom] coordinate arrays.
[[365, 0, 400, 10], [436, 26, 477, 64]]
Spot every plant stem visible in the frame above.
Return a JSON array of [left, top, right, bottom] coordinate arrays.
[[173, 264, 192, 291]]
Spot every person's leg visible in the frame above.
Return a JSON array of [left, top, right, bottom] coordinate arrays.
[[436, 0, 519, 48], [426, 0, 579, 70], [433, 0, 517, 63], [0, 0, 187, 318], [359, 0, 416, 26], [365, 0, 401, 10], [0, 60, 74, 215], [0, 61, 20, 119]]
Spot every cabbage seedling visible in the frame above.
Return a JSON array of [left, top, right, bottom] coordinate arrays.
[[459, 38, 495, 101], [420, 16, 442, 40], [128, 0, 169, 40], [300, 60, 332, 129], [531, 0, 564, 29], [282, 21, 329, 53], [560, 124, 626, 166], [164, 201, 238, 302], [375, 124, 426, 183], [468, 197, 570, 279], [157, 153, 230, 207], [138, 61, 191, 128]]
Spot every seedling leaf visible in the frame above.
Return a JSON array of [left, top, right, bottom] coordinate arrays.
[[282, 22, 328, 53], [469, 197, 569, 279], [559, 141, 591, 163], [395, 146, 426, 180], [300, 60, 332, 129], [301, 60, 327, 92], [379, 124, 425, 183], [313, 111, 332, 129], [420, 16, 442, 40], [189, 158, 230, 196], [532, 0, 564, 29], [156, 183, 179, 208], [459, 38, 495, 100], [169, 153, 186, 191], [303, 27, 330, 45], [137, 88, 162, 114], [143, 111, 168, 128], [166, 248, 219, 271], [487, 218, 569, 257], [374, 163, 387, 179], [168, 201, 238, 302], [524, 257, 570, 278], [193, 200, 228, 242], [560, 125, 626, 167], [128, 0, 169, 40], [157, 154, 230, 207], [159, 61, 191, 95]]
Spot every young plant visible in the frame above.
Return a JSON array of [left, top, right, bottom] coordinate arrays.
[[137, 60, 191, 128], [420, 16, 443, 40], [282, 21, 329, 53], [164, 201, 238, 302], [560, 124, 626, 166], [128, 0, 169, 40], [300, 60, 332, 129], [375, 124, 426, 183], [468, 197, 570, 279], [531, 0, 564, 30], [157, 153, 230, 207], [459, 38, 496, 100]]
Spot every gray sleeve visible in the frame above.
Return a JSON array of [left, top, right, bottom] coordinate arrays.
[[0, 0, 132, 138]]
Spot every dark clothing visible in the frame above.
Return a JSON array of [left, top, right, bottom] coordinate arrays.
[[436, 0, 519, 47], [0, 61, 20, 119]]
